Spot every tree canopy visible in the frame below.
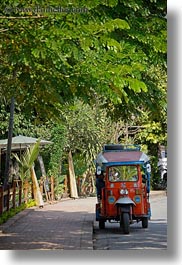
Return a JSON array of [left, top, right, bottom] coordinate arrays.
[[0, 0, 166, 120], [0, 0, 167, 189]]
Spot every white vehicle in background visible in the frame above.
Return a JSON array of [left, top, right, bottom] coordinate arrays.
[[157, 150, 167, 189]]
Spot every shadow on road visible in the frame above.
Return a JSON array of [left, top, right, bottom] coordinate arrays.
[[93, 218, 167, 250], [0, 208, 94, 250]]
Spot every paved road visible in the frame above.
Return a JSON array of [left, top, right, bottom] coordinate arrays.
[[0, 191, 166, 250], [93, 194, 167, 250]]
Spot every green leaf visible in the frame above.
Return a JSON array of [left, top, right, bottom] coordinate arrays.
[[127, 78, 148, 93]]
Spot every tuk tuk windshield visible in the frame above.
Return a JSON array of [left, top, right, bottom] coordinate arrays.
[[108, 165, 138, 182]]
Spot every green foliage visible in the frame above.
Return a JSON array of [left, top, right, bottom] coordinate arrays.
[[59, 100, 115, 169], [0, 0, 167, 190], [13, 140, 41, 180], [54, 175, 66, 200], [129, 107, 167, 189], [47, 123, 68, 178], [44, 123, 68, 198], [0, 200, 36, 225], [73, 153, 88, 176], [0, 0, 166, 121], [0, 101, 52, 139]]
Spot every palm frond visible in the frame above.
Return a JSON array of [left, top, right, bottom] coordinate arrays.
[[28, 139, 41, 166], [13, 139, 41, 179]]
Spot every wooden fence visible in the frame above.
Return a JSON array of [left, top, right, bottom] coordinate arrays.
[[0, 176, 55, 215], [0, 175, 95, 216], [0, 180, 22, 215]]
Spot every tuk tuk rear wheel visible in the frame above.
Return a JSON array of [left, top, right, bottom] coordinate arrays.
[[99, 220, 105, 229], [122, 213, 130, 234], [142, 217, 148, 228]]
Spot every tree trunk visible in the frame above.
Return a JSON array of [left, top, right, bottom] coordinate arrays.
[[68, 150, 78, 199], [37, 155, 46, 176], [30, 166, 44, 207], [80, 169, 88, 196], [91, 174, 95, 193]]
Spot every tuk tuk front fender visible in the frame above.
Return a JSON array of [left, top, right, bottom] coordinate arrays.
[[115, 197, 136, 207]]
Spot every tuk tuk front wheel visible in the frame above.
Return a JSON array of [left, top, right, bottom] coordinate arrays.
[[122, 213, 130, 234], [99, 220, 105, 229], [142, 217, 148, 228]]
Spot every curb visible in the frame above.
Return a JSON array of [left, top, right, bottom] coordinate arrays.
[[0, 198, 70, 234], [0, 208, 34, 234], [150, 190, 166, 197]]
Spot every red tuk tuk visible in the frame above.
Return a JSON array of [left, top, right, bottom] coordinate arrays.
[[95, 144, 151, 234]]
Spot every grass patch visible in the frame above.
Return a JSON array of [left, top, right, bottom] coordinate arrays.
[[0, 200, 36, 225]]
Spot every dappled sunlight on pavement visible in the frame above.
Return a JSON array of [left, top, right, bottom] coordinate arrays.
[[0, 197, 96, 250]]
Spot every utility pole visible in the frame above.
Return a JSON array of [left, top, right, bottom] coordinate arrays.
[[4, 97, 15, 188]]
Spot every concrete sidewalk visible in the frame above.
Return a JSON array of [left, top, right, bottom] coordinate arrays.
[[0, 197, 96, 250], [0, 190, 166, 250]]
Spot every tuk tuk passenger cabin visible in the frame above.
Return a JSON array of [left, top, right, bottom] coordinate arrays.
[[95, 144, 151, 234]]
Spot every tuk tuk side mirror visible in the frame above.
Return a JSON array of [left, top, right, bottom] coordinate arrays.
[[146, 165, 151, 193], [96, 166, 102, 175], [142, 163, 151, 193], [146, 164, 151, 173]]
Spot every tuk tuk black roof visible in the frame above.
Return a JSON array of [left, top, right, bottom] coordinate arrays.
[[103, 144, 141, 152]]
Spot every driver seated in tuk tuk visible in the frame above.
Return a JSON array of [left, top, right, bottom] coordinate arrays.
[[96, 172, 105, 200], [109, 168, 121, 181]]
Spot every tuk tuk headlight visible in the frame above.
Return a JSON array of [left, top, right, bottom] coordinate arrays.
[[120, 189, 128, 195]]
